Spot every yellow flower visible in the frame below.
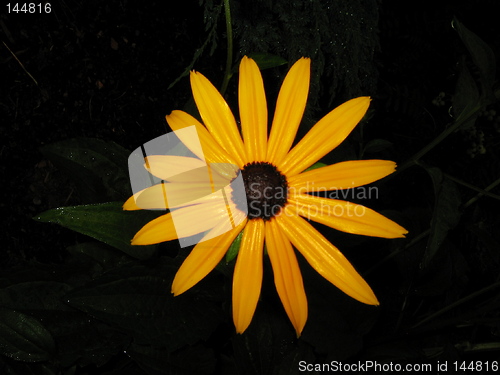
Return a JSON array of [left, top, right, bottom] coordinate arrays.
[[124, 56, 407, 336]]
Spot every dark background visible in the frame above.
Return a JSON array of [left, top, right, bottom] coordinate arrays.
[[1, 0, 500, 373]]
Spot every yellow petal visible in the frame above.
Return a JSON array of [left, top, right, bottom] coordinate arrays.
[[123, 193, 143, 211], [289, 194, 408, 238], [190, 71, 247, 167], [124, 156, 240, 217], [131, 212, 178, 245], [144, 155, 206, 181], [172, 217, 247, 296], [232, 219, 265, 334], [146, 153, 236, 194], [265, 218, 307, 336], [124, 177, 233, 211], [277, 208, 379, 305], [288, 160, 397, 191], [267, 58, 310, 167], [239, 56, 268, 162], [281, 97, 371, 176], [166, 110, 237, 168], [123, 183, 168, 210], [143, 156, 238, 206], [131, 196, 229, 245]]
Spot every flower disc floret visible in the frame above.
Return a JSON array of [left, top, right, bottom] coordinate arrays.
[[234, 162, 288, 220]]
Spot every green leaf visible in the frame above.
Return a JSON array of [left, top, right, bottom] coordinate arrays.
[[39, 310, 126, 368], [127, 343, 216, 375], [452, 17, 496, 100], [245, 53, 288, 70], [0, 361, 59, 375], [422, 167, 462, 268], [65, 267, 222, 351], [40, 137, 132, 203], [0, 307, 56, 362], [0, 281, 72, 311], [0, 260, 95, 291], [452, 57, 480, 130], [35, 202, 159, 260], [303, 162, 327, 173], [225, 229, 243, 263], [67, 242, 133, 270], [362, 138, 393, 155]]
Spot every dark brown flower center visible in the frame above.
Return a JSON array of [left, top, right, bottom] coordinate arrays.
[[233, 161, 288, 220]]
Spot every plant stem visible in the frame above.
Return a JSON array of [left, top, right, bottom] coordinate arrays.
[[411, 280, 500, 329], [445, 173, 500, 203], [464, 176, 500, 208], [220, 0, 233, 96], [398, 107, 481, 173], [3, 41, 38, 86], [364, 228, 430, 276]]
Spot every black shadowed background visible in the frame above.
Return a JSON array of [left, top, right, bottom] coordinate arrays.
[[1, 0, 500, 374]]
